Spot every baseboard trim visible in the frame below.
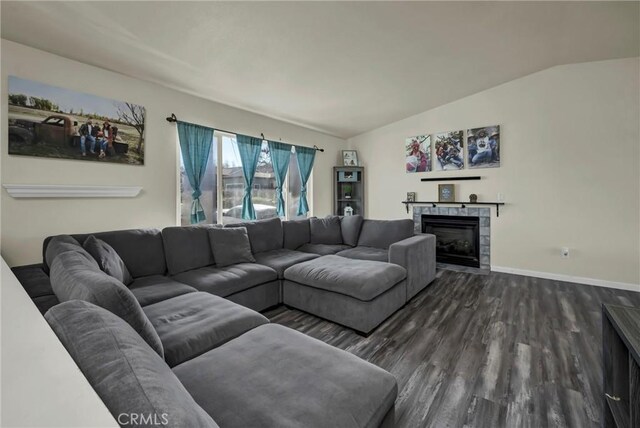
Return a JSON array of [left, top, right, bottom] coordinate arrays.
[[491, 265, 640, 293]]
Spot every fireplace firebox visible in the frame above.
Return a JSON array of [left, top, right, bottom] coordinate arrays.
[[422, 214, 480, 268]]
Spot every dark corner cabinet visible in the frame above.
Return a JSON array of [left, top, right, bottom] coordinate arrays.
[[333, 166, 364, 217], [602, 304, 640, 428]]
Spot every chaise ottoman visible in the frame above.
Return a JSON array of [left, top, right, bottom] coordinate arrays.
[[282, 255, 407, 334]]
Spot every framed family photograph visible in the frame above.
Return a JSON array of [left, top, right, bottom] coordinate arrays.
[[434, 130, 464, 171], [406, 192, 416, 202], [405, 135, 431, 173], [467, 125, 500, 169], [8, 76, 146, 165], [342, 150, 359, 166]]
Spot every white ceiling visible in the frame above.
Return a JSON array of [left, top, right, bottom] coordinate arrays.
[[2, 1, 638, 138]]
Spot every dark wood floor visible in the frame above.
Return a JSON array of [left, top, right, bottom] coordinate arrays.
[[266, 269, 640, 428]]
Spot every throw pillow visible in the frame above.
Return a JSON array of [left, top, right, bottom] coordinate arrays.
[[310, 216, 343, 245], [209, 227, 256, 267], [83, 235, 133, 285]]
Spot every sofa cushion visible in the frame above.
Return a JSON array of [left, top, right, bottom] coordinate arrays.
[[11, 264, 54, 299], [50, 250, 164, 358], [224, 217, 283, 253], [143, 292, 269, 367], [162, 225, 216, 275], [282, 218, 311, 250], [336, 246, 389, 262], [172, 264, 278, 297], [129, 275, 197, 306], [340, 215, 364, 247], [284, 255, 406, 301], [44, 235, 95, 270], [45, 228, 167, 278], [209, 227, 255, 268], [309, 216, 342, 245], [45, 301, 218, 428], [83, 235, 133, 286], [297, 243, 351, 256], [173, 324, 397, 428], [253, 249, 319, 278], [357, 219, 415, 249]]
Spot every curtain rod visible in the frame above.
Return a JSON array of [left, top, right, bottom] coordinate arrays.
[[165, 113, 324, 152]]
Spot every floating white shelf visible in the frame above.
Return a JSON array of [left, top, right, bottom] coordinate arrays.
[[3, 184, 143, 199]]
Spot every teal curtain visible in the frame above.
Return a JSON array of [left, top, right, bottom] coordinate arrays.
[[236, 134, 263, 220], [268, 141, 292, 217], [295, 145, 316, 216], [177, 121, 214, 224]]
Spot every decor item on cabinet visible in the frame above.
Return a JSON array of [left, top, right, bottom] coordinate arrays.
[[468, 125, 500, 169], [333, 166, 364, 217], [405, 135, 431, 173], [407, 192, 416, 202], [438, 184, 456, 203], [434, 130, 464, 171], [8, 76, 145, 165], [469, 193, 478, 203], [344, 204, 354, 216], [342, 150, 359, 166]]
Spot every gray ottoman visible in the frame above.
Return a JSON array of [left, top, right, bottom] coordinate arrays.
[[282, 255, 407, 334]]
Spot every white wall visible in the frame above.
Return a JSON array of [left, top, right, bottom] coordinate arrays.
[[349, 58, 640, 287], [0, 40, 346, 266]]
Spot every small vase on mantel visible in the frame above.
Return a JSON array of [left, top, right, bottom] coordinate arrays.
[[469, 194, 478, 203]]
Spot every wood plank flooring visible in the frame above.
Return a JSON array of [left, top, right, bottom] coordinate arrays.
[[265, 269, 640, 428]]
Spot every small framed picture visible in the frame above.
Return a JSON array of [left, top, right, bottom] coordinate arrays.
[[438, 184, 456, 202], [342, 150, 359, 166], [406, 192, 416, 202]]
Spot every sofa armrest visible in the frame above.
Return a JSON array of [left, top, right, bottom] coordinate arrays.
[[389, 234, 436, 301]]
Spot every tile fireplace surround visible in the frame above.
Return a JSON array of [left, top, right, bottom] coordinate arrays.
[[413, 206, 491, 271]]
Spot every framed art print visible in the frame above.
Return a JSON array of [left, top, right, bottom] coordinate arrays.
[[438, 184, 456, 202]]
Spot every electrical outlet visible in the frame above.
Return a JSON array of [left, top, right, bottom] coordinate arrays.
[[561, 247, 570, 258]]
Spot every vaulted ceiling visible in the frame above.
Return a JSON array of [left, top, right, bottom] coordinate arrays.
[[2, 1, 638, 138]]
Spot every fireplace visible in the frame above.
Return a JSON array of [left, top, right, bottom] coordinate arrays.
[[422, 214, 480, 268]]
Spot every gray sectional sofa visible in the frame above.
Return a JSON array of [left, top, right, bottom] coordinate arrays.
[[14, 215, 437, 427]]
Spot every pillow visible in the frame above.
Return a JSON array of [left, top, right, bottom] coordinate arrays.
[[83, 235, 133, 286], [224, 217, 283, 253], [208, 227, 256, 268], [283, 218, 311, 250], [310, 216, 343, 245], [341, 215, 364, 247], [45, 235, 95, 270]]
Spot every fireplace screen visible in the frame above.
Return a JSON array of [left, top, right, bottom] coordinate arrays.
[[422, 215, 480, 268]]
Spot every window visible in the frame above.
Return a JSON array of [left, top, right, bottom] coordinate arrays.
[[180, 131, 309, 225]]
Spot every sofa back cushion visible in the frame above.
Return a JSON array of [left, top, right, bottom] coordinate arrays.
[[208, 227, 256, 267], [282, 218, 311, 250], [83, 235, 133, 286], [44, 228, 166, 278], [162, 225, 216, 275], [44, 235, 95, 271], [49, 251, 163, 358], [310, 216, 342, 245], [224, 217, 283, 254], [357, 219, 415, 249], [340, 215, 364, 247], [45, 300, 219, 428]]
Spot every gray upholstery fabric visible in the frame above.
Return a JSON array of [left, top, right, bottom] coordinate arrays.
[[83, 235, 133, 285], [357, 219, 415, 249], [283, 279, 407, 334], [297, 243, 351, 256], [144, 292, 269, 367], [208, 227, 255, 267], [284, 255, 406, 301], [129, 275, 197, 306], [49, 250, 164, 358], [282, 218, 311, 250], [33, 294, 60, 315], [340, 215, 364, 246], [11, 264, 54, 298], [253, 249, 319, 278], [46, 228, 167, 278], [172, 264, 278, 297], [45, 301, 218, 428], [162, 225, 216, 275], [45, 235, 95, 270], [225, 281, 281, 312], [389, 234, 437, 302], [173, 324, 397, 428], [309, 216, 342, 245], [225, 217, 283, 253], [337, 246, 389, 262]]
